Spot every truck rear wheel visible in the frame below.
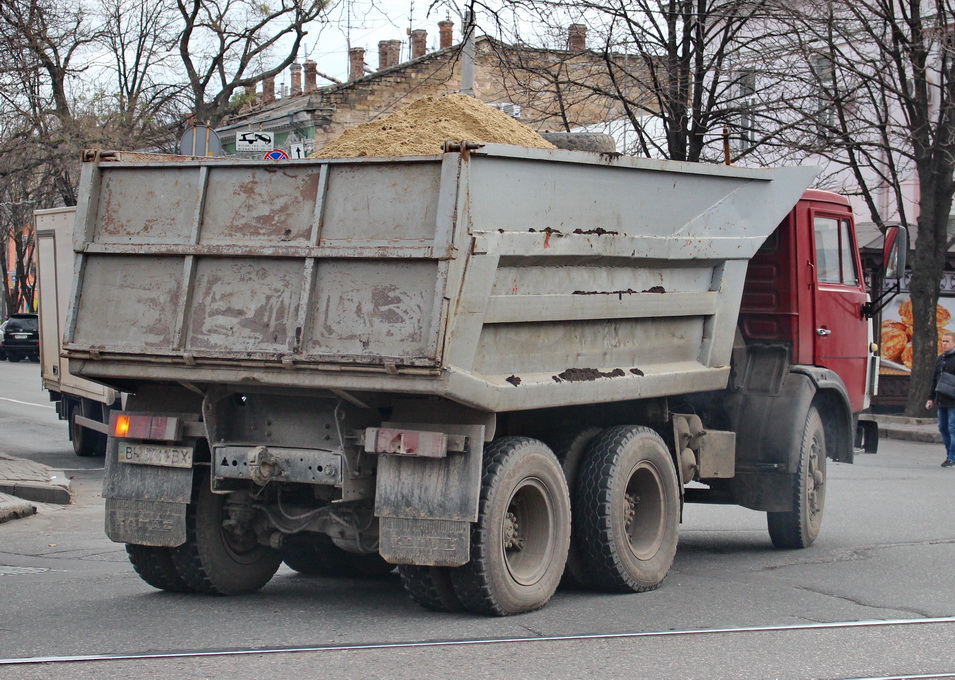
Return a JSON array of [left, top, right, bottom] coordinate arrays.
[[545, 427, 602, 590], [767, 406, 827, 549], [450, 437, 571, 616], [398, 565, 465, 612], [125, 544, 193, 593], [70, 400, 105, 457], [282, 534, 394, 578], [575, 426, 680, 593], [171, 472, 281, 595]]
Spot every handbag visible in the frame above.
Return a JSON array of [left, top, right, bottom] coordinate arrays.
[[937, 371, 955, 399]]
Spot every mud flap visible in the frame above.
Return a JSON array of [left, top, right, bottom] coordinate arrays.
[[855, 417, 879, 454], [105, 497, 188, 546], [102, 438, 193, 546], [379, 518, 471, 566], [374, 423, 484, 566]]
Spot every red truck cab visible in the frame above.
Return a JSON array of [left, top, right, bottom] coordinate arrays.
[[740, 190, 870, 413]]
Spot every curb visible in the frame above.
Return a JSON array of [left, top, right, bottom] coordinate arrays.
[[878, 426, 942, 444], [860, 414, 943, 445], [0, 492, 37, 525], [0, 480, 72, 505], [0, 453, 73, 507]]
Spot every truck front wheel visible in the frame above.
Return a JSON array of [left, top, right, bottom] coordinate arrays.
[[171, 472, 281, 595], [767, 406, 827, 549], [125, 544, 193, 593], [575, 426, 680, 593], [450, 437, 571, 616]]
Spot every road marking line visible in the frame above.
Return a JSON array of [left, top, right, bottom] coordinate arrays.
[[0, 396, 55, 409], [2, 615, 955, 666]]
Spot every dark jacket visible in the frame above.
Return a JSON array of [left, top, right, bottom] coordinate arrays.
[[930, 349, 955, 408]]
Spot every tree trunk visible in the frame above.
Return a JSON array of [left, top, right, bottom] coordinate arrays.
[[904, 187, 952, 417], [906, 259, 943, 416]]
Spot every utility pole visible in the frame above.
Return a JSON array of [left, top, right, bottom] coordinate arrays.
[[460, 9, 475, 96]]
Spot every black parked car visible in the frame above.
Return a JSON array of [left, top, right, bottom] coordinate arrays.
[[1, 313, 39, 362]]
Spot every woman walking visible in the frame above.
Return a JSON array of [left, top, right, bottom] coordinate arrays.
[[925, 331, 955, 468]]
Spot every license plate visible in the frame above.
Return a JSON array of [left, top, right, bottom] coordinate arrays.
[[13, 334, 28, 339], [118, 443, 193, 468]]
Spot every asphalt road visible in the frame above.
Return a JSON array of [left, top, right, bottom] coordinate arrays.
[[1, 359, 954, 679]]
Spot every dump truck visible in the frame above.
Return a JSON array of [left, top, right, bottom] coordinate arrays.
[[63, 144, 904, 616], [35, 206, 121, 457]]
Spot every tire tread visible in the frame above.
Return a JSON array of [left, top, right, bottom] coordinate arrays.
[[126, 544, 193, 593], [398, 565, 464, 612], [170, 471, 281, 595], [574, 425, 678, 593], [450, 437, 570, 616]]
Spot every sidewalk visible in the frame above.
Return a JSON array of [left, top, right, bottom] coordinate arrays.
[[0, 453, 72, 525], [861, 413, 943, 445]]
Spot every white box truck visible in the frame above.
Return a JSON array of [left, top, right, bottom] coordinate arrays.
[[35, 206, 120, 457]]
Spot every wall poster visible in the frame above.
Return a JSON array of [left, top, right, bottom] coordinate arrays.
[[880, 287, 955, 375]]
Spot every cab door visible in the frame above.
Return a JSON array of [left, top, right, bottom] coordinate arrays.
[[811, 212, 868, 412]]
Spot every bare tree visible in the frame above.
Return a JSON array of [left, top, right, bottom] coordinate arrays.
[[0, 151, 42, 314], [0, 0, 102, 206], [765, 0, 955, 415], [482, 0, 781, 162], [97, 0, 185, 148], [176, 0, 330, 126]]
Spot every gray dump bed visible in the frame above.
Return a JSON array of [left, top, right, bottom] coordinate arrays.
[[65, 144, 815, 412]]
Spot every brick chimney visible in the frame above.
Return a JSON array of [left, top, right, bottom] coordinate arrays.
[[568, 23, 587, 51], [438, 20, 454, 49], [290, 63, 302, 96], [262, 75, 275, 103], [304, 60, 318, 93], [378, 39, 402, 69], [411, 29, 428, 58], [349, 47, 366, 81]]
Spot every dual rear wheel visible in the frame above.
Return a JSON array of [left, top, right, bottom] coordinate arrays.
[[126, 471, 396, 595], [126, 470, 281, 595], [399, 428, 682, 615]]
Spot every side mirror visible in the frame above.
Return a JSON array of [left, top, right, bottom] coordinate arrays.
[[883, 225, 908, 279]]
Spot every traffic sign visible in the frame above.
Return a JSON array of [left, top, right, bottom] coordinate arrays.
[[289, 143, 307, 159], [179, 125, 222, 156], [236, 131, 274, 152], [264, 149, 289, 160]]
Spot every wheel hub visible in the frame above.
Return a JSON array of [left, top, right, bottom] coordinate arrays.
[[807, 441, 823, 517], [624, 493, 638, 530], [503, 510, 524, 550]]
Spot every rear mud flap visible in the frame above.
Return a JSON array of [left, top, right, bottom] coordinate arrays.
[[379, 517, 470, 566], [105, 498, 187, 546], [102, 438, 194, 546], [374, 423, 484, 566]]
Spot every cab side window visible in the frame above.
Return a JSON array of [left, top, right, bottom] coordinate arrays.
[[814, 216, 859, 285]]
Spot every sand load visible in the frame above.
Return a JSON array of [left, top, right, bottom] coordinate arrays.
[[310, 93, 556, 157]]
